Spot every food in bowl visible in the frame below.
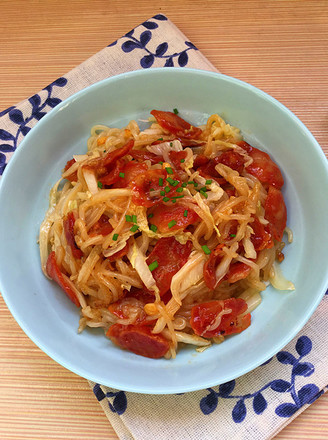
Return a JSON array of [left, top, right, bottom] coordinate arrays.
[[39, 109, 294, 359]]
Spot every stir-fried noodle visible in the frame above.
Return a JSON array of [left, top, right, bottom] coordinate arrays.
[[40, 110, 294, 359]]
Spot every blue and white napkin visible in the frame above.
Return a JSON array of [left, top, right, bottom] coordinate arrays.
[[1, 14, 327, 440]]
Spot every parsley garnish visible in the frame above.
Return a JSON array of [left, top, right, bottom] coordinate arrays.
[[183, 210, 188, 217], [112, 233, 119, 241], [163, 197, 170, 202], [205, 179, 212, 185], [180, 159, 185, 163], [150, 224, 158, 233], [125, 215, 132, 222], [97, 181, 103, 188], [173, 108, 179, 114], [130, 224, 139, 232], [202, 245, 211, 255], [166, 167, 173, 175], [132, 215, 137, 223], [168, 220, 177, 229], [148, 260, 159, 272], [119, 172, 125, 178]]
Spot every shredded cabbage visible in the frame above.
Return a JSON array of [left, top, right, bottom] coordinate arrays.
[[171, 251, 206, 305], [127, 238, 159, 295], [82, 168, 99, 195], [147, 139, 182, 161]]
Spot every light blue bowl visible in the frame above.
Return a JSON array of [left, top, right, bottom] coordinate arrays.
[[1, 68, 328, 394]]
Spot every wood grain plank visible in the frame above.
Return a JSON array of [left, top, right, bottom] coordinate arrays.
[[0, 1, 327, 439]]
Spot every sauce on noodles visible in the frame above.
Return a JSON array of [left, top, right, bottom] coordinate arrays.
[[39, 110, 294, 359]]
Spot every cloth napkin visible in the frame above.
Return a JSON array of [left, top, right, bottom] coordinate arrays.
[[1, 14, 327, 440]]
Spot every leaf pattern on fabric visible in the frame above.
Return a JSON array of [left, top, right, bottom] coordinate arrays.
[[120, 14, 198, 69], [199, 335, 325, 423], [0, 77, 67, 175], [93, 385, 128, 415]]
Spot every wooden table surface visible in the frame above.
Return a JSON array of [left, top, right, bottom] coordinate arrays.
[[1, 1, 328, 439]]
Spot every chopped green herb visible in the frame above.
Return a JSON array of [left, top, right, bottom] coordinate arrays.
[[157, 138, 163, 141], [160, 190, 165, 196], [173, 195, 184, 199], [148, 213, 154, 219], [176, 187, 183, 193], [171, 199, 177, 203], [205, 179, 213, 185], [150, 224, 158, 233], [180, 158, 185, 163], [170, 142, 173, 147], [230, 234, 236, 238], [130, 224, 139, 232], [173, 108, 179, 114], [159, 177, 164, 186], [199, 186, 207, 193], [148, 260, 159, 272], [159, 161, 163, 165], [171, 180, 179, 187], [166, 167, 173, 175], [202, 245, 211, 255], [166, 177, 175, 185], [202, 191, 208, 199], [182, 182, 188, 188], [165, 186, 170, 193], [125, 215, 132, 222], [132, 215, 137, 223], [97, 181, 103, 189], [150, 188, 155, 192], [168, 220, 177, 229], [163, 197, 170, 202], [112, 233, 119, 241], [183, 210, 188, 217], [193, 182, 199, 187], [119, 172, 125, 178], [103, 150, 106, 153]]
